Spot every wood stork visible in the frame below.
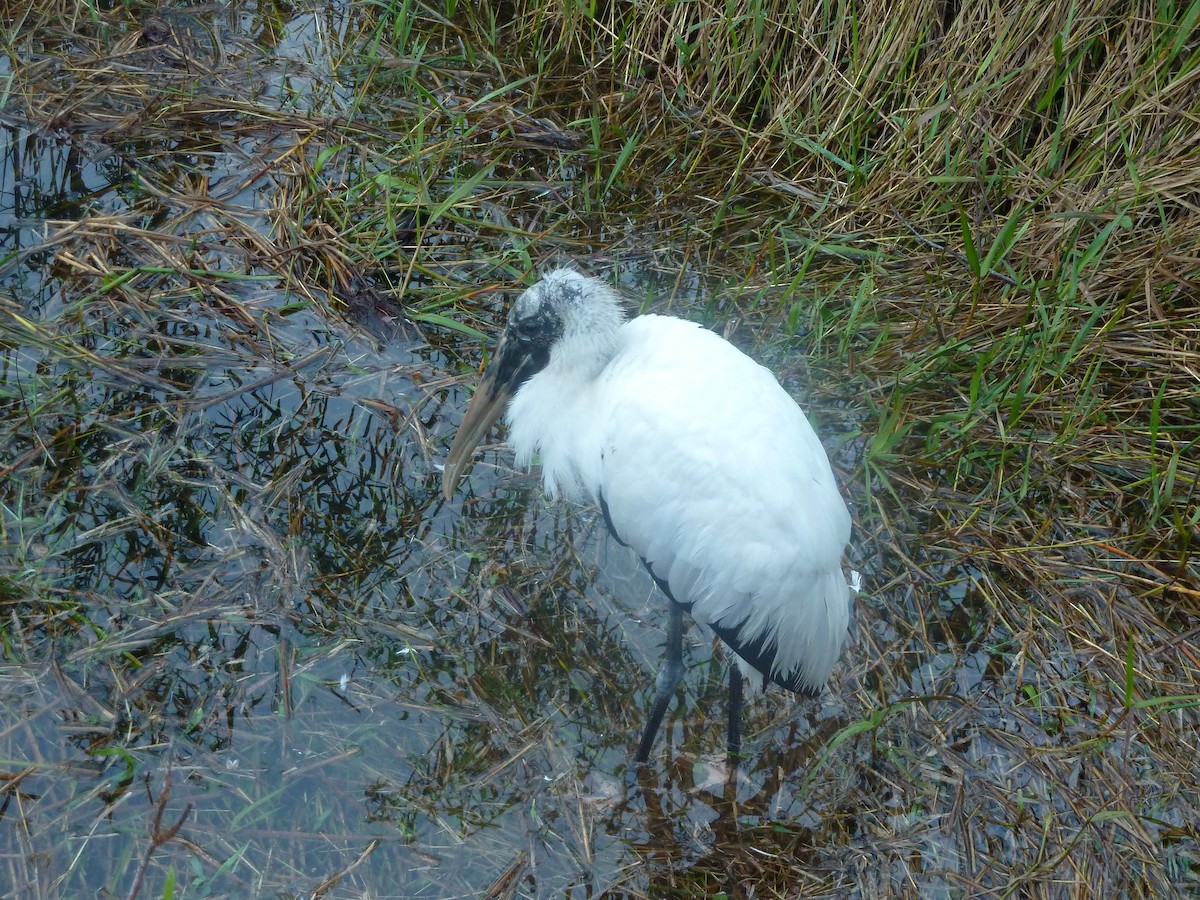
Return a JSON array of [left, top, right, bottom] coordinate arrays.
[[442, 268, 852, 765]]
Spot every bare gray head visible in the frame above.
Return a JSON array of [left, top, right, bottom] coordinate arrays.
[[441, 268, 625, 499], [503, 268, 625, 382]]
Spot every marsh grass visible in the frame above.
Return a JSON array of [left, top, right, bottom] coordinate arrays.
[[1, 0, 1198, 896]]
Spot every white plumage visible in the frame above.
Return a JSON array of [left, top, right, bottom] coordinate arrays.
[[443, 268, 851, 764]]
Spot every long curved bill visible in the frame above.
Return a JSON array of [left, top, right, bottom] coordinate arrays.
[[443, 327, 550, 500], [441, 362, 513, 500]]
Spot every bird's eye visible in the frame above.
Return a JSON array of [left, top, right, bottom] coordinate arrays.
[[511, 318, 542, 342], [507, 304, 561, 346]]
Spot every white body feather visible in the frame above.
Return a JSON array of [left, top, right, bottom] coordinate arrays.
[[504, 275, 851, 694]]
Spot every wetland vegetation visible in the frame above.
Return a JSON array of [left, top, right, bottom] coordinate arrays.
[[1, 0, 1198, 896]]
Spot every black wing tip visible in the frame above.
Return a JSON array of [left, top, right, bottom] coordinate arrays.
[[608, 507, 826, 697], [599, 492, 630, 549], [708, 617, 822, 696]]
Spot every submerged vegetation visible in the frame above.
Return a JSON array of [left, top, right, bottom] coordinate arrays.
[[1, 0, 1197, 896]]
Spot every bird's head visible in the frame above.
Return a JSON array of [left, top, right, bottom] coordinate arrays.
[[441, 267, 624, 499]]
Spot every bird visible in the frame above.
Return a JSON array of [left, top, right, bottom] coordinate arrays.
[[441, 267, 852, 765]]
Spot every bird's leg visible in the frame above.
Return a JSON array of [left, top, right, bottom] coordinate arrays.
[[635, 602, 684, 764], [727, 663, 743, 761]]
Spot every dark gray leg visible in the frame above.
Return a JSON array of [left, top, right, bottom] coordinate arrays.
[[635, 602, 684, 764], [727, 663, 743, 761]]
